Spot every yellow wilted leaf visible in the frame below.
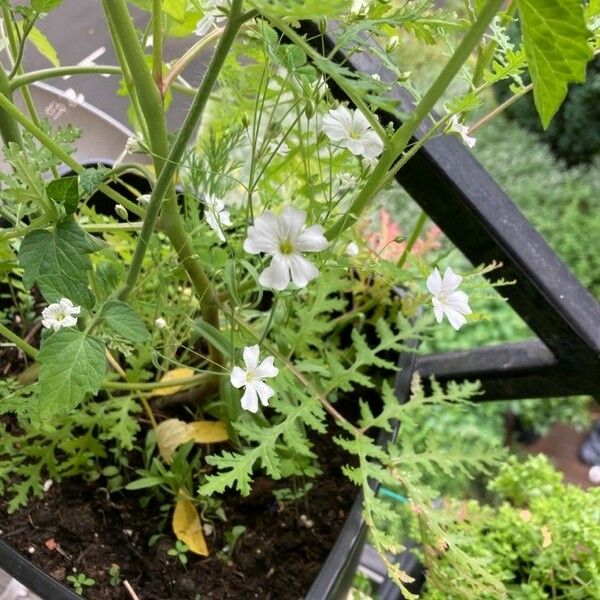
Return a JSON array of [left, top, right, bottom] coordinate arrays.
[[156, 418, 191, 463], [187, 421, 229, 444], [152, 367, 195, 396], [541, 525, 552, 548], [156, 419, 230, 463], [173, 496, 209, 556]]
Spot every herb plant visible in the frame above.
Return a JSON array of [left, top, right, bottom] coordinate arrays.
[[0, 0, 597, 596]]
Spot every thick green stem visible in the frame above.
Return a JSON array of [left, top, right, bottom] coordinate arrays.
[[325, 0, 504, 240], [0, 322, 38, 359], [152, 0, 164, 92], [0, 68, 23, 146]]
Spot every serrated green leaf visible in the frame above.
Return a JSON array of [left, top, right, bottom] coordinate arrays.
[[28, 25, 60, 67], [517, 0, 593, 128], [37, 328, 106, 418], [19, 219, 103, 308], [102, 300, 150, 343], [79, 166, 108, 196], [46, 176, 79, 214]]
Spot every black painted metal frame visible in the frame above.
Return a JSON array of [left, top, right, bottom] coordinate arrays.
[[298, 22, 600, 403]]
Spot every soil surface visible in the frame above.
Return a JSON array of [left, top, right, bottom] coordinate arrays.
[[0, 434, 356, 600]]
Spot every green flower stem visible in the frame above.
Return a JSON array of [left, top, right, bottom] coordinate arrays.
[[10, 66, 122, 90], [103, 373, 215, 391], [0, 322, 38, 359], [81, 222, 144, 233], [152, 0, 164, 91], [0, 92, 145, 218], [325, 0, 504, 240], [397, 211, 427, 269]]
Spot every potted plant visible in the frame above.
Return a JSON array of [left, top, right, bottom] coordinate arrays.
[[0, 0, 596, 598]]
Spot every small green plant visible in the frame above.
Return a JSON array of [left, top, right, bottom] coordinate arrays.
[[66, 572, 95, 596], [223, 525, 247, 560], [108, 564, 121, 588], [168, 540, 190, 566]]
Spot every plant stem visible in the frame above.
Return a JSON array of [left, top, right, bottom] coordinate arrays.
[[104, 373, 214, 391], [469, 82, 532, 133], [397, 211, 427, 269], [325, 0, 504, 240], [152, 0, 164, 92], [10, 66, 121, 90], [0, 322, 38, 359], [0, 68, 23, 146]]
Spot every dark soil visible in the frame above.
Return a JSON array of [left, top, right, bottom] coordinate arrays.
[[0, 433, 356, 600]]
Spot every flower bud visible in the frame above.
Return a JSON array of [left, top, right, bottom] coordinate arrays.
[[386, 35, 399, 53], [115, 205, 128, 220], [155, 317, 167, 329]]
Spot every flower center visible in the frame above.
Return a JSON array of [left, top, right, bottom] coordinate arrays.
[[279, 238, 295, 255], [245, 370, 256, 383], [348, 127, 362, 140], [56, 310, 67, 321]]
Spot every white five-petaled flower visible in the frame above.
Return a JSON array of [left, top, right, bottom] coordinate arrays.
[[426, 267, 471, 330], [203, 193, 232, 242], [41, 298, 81, 331], [230, 345, 279, 413], [448, 115, 476, 148], [244, 206, 328, 291], [322, 105, 384, 160]]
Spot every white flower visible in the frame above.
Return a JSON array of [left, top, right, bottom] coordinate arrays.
[[230, 345, 278, 413], [244, 206, 328, 290], [337, 172, 356, 190], [345, 242, 359, 256], [41, 298, 81, 331], [426, 267, 471, 330], [138, 194, 151, 206], [155, 317, 167, 329], [322, 105, 384, 159], [448, 115, 476, 148], [203, 193, 232, 242]]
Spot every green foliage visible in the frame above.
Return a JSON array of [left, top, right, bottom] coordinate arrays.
[[46, 176, 79, 214], [37, 328, 106, 418], [168, 540, 190, 566], [101, 300, 150, 343], [516, 0, 593, 128], [421, 456, 600, 600], [67, 572, 95, 596], [0, 393, 140, 513], [19, 218, 104, 308], [250, 0, 348, 19]]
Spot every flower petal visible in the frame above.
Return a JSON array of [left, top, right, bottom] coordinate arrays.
[[426, 268, 442, 295], [279, 206, 306, 243], [259, 255, 290, 290], [252, 380, 275, 407], [442, 266, 462, 291], [288, 254, 319, 288], [322, 106, 353, 141], [361, 129, 384, 159], [295, 224, 328, 252], [254, 355, 278, 379], [446, 290, 471, 314], [343, 138, 367, 156], [244, 211, 281, 255], [243, 344, 260, 371], [230, 366, 247, 388], [444, 307, 468, 330], [240, 385, 259, 413], [431, 297, 444, 323]]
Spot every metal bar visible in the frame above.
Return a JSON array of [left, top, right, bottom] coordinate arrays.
[[298, 22, 600, 397]]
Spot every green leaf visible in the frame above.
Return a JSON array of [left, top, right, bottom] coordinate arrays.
[[517, 0, 593, 128], [28, 25, 60, 67], [31, 0, 63, 12], [163, 0, 186, 21], [79, 166, 108, 196], [46, 176, 79, 214], [102, 300, 150, 343], [37, 328, 106, 418], [193, 319, 231, 358], [19, 219, 104, 308]]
